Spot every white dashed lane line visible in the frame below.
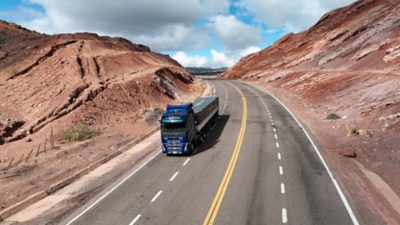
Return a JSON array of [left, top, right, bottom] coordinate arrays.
[[129, 214, 141, 225], [169, 172, 179, 182], [246, 85, 290, 224], [182, 158, 190, 166], [282, 208, 288, 223], [151, 190, 163, 202], [216, 81, 229, 114], [281, 183, 285, 194]]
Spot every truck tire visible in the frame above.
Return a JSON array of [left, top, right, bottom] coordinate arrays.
[[188, 142, 195, 155]]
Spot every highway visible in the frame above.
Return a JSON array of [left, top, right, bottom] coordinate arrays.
[[61, 79, 358, 225]]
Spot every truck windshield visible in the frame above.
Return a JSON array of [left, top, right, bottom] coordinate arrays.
[[161, 122, 186, 134]]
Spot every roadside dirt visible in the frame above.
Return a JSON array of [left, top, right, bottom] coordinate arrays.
[[0, 79, 208, 225], [246, 81, 400, 224], [0, 78, 204, 215], [0, 19, 206, 217]]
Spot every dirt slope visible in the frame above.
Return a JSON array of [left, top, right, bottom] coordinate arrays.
[[0, 20, 204, 213], [223, 0, 400, 223], [0, 20, 194, 143]]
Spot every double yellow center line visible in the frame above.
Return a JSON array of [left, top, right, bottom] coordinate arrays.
[[202, 82, 247, 225]]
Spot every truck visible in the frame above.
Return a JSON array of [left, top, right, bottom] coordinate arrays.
[[160, 97, 219, 155]]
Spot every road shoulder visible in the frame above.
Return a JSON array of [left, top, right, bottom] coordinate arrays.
[[1, 131, 161, 225]]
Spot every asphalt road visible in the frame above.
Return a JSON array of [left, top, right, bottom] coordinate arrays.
[[61, 79, 358, 225]]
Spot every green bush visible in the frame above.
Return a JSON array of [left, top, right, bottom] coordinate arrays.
[[63, 124, 99, 142], [325, 112, 341, 120]]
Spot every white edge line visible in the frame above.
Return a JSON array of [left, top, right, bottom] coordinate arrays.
[[248, 84, 360, 225], [209, 81, 216, 96], [214, 80, 229, 113], [129, 214, 141, 225], [151, 190, 163, 202], [183, 158, 190, 166], [65, 150, 161, 225], [169, 171, 179, 182], [222, 82, 229, 112]]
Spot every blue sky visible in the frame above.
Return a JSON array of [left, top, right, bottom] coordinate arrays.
[[0, 0, 355, 68]]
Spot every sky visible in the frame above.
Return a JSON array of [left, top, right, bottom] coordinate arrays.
[[0, 0, 355, 68]]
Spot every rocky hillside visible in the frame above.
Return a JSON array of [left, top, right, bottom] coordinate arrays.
[[0, 20, 194, 144], [225, 0, 400, 77], [223, 0, 400, 223]]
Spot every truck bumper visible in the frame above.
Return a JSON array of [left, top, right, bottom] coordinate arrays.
[[163, 143, 189, 155]]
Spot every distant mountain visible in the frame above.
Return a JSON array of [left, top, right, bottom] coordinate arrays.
[[186, 67, 226, 75]]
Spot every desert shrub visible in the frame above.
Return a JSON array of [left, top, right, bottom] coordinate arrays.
[[349, 128, 359, 136], [325, 112, 341, 120], [63, 124, 99, 142]]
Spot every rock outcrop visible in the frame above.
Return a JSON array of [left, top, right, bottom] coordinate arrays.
[[0, 20, 194, 143], [223, 0, 400, 223]]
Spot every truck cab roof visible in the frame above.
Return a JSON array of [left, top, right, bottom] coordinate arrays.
[[161, 103, 193, 123]]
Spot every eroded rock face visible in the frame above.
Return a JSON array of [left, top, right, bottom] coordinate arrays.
[[0, 116, 24, 144], [224, 0, 400, 79], [222, 1, 400, 219], [222, 0, 400, 143], [0, 20, 193, 143]]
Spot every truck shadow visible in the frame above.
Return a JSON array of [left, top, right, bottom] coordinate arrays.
[[192, 114, 230, 156]]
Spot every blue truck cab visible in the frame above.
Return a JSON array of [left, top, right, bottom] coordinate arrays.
[[160, 97, 219, 155]]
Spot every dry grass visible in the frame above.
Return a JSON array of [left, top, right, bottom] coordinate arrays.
[[62, 124, 99, 142]]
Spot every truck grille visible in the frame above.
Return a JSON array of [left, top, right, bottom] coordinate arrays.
[[167, 144, 183, 149]]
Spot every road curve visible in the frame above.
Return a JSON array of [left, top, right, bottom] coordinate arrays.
[[61, 79, 357, 225]]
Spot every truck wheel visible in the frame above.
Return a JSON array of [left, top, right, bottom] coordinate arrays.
[[189, 142, 195, 154], [197, 134, 204, 144]]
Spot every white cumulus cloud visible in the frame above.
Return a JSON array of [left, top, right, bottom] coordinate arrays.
[[213, 15, 263, 51], [172, 46, 262, 68], [210, 49, 234, 67], [18, 0, 230, 51], [172, 52, 208, 67], [237, 0, 356, 32]]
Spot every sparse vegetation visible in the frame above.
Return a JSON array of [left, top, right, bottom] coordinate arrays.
[[62, 124, 99, 142], [348, 127, 359, 136], [325, 112, 341, 120]]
